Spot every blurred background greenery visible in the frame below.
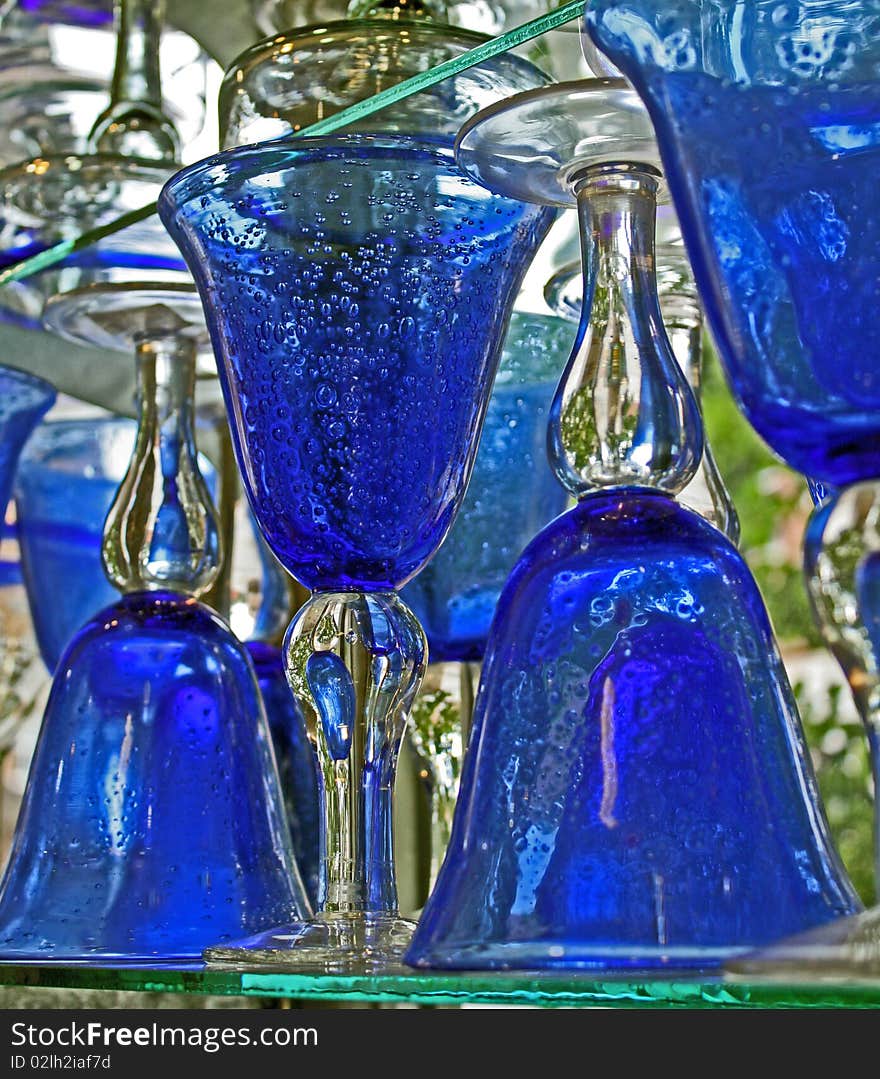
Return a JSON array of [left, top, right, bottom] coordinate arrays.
[[702, 342, 875, 905]]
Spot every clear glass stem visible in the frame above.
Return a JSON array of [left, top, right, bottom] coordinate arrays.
[[284, 590, 427, 917], [102, 334, 221, 597], [88, 0, 180, 161], [805, 481, 880, 886], [548, 162, 701, 498]]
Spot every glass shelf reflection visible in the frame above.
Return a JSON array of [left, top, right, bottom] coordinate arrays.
[[0, 963, 879, 1008]]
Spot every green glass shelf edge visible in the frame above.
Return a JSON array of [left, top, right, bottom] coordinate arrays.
[[1, 964, 879, 1008]]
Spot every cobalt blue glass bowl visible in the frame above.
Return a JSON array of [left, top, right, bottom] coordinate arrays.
[[158, 134, 557, 592]]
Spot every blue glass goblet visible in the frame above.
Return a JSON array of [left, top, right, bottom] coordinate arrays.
[[0, 285, 308, 963], [160, 134, 555, 971], [13, 415, 321, 903], [587, 0, 880, 970], [407, 80, 859, 971]]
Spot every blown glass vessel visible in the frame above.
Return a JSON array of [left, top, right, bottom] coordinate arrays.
[[588, 0, 880, 970], [160, 134, 554, 970], [0, 294, 307, 963], [410, 491, 858, 969], [407, 78, 858, 971]]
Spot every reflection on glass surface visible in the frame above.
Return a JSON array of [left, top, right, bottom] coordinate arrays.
[[220, 15, 550, 147]]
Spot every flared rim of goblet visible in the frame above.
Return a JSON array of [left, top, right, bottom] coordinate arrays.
[[455, 77, 664, 208], [159, 131, 474, 218]]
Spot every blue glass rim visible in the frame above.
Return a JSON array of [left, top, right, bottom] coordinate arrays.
[[159, 132, 485, 218]]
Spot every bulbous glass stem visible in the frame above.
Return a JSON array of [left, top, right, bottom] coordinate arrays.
[[409, 660, 476, 888], [102, 334, 222, 597], [548, 162, 702, 498], [805, 481, 880, 883], [284, 590, 427, 917], [88, 0, 180, 161]]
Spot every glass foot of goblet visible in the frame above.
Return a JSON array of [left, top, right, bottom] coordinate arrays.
[[726, 908, 880, 982], [205, 913, 418, 974]]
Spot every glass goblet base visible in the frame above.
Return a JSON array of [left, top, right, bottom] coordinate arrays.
[[727, 907, 880, 981], [204, 913, 418, 974]]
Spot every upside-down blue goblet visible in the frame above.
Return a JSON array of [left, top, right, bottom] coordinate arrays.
[[407, 79, 859, 972], [12, 412, 319, 905], [160, 133, 554, 971], [587, 0, 880, 971], [0, 286, 308, 963]]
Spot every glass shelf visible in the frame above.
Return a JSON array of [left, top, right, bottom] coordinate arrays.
[[1, 963, 879, 1008]]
